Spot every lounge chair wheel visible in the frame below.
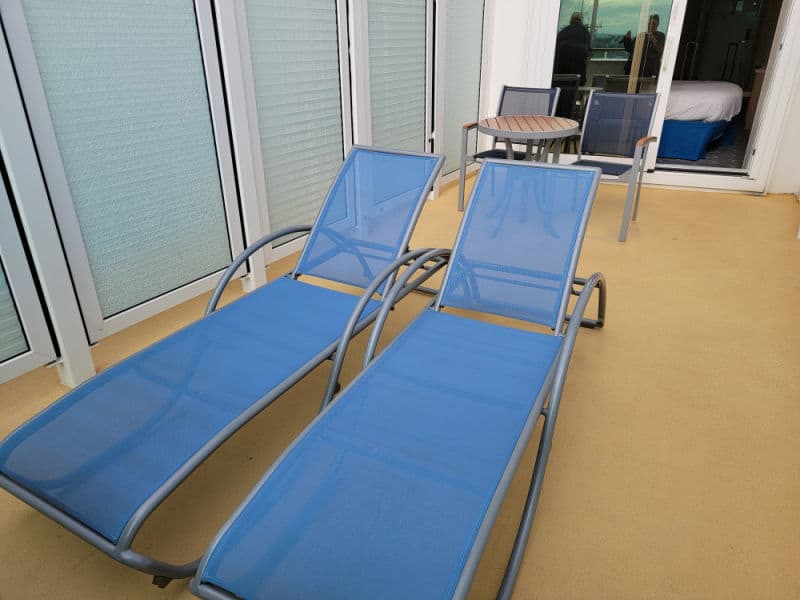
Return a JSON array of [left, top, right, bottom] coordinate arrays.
[[152, 576, 172, 588]]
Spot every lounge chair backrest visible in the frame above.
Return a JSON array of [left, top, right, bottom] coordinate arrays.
[[580, 92, 657, 158], [294, 147, 442, 293], [438, 161, 600, 330]]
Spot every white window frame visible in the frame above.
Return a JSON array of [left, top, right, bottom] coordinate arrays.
[[0, 180, 57, 384], [0, 0, 247, 342], [217, 0, 354, 266], [0, 20, 94, 387]]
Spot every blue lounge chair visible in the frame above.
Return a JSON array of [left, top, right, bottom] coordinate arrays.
[[0, 147, 444, 586], [191, 160, 606, 600]]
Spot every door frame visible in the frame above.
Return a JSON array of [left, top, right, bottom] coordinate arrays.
[[525, 0, 800, 193], [0, 0, 246, 342]]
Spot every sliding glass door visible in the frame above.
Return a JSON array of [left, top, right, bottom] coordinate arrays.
[[438, 0, 486, 175], [1, 0, 244, 341], [365, 0, 430, 152], [241, 0, 349, 245]]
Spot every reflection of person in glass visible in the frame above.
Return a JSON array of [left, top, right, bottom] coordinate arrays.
[[622, 14, 665, 77], [554, 12, 591, 85]]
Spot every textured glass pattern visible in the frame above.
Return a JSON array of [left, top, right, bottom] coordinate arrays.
[[0, 278, 380, 544], [244, 0, 345, 236], [368, 0, 427, 152], [441, 0, 484, 174], [295, 148, 441, 292], [0, 262, 28, 363], [442, 163, 598, 328], [581, 92, 657, 157], [199, 310, 562, 600], [21, 0, 232, 317]]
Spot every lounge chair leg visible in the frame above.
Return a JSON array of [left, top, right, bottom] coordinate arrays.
[[334, 381, 341, 394], [152, 576, 172, 588], [496, 408, 558, 600]]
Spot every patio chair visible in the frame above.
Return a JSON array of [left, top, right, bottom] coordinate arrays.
[[190, 160, 606, 600], [458, 85, 560, 211], [571, 91, 658, 241], [0, 146, 445, 586]]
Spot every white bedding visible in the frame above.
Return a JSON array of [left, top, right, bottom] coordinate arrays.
[[665, 81, 743, 122]]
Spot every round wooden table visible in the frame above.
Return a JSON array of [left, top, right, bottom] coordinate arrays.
[[477, 115, 580, 163]]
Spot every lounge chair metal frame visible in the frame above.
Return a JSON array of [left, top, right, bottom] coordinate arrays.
[[0, 147, 445, 586], [191, 161, 607, 600]]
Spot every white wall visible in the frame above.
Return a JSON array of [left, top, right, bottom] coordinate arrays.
[[482, 0, 558, 116], [482, 0, 532, 118], [767, 73, 800, 195]]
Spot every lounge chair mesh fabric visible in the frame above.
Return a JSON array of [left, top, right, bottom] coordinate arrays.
[[200, 311, 562, 599], [442, 164, 597, 327], [0, 279, 378, 543], [0, 147, 440, 548], [296, 150, 441, 292], [194, 162, 598, 599]]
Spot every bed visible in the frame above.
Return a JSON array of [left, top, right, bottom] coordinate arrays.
[[658, 81, 743, 160]]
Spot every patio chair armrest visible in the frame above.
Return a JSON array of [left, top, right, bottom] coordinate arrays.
[[205, 225, 313, 315], [632, 135, 658, 167], [463, 121, 478, 130], [362, 248, 451, 369], [320, 247, 448, 410], [636, 135, 658, 147]]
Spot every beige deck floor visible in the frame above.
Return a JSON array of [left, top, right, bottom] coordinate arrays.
[[0, 179, 798, 599]]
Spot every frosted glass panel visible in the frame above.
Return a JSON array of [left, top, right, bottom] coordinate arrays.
[[245, 0, 345, 236], [442, 1, 484, 174], [368, 0, 427, 152], [0, 263, 28, 363], [21, 0, 232, 318]]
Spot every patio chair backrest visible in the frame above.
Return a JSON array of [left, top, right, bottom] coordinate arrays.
[[295, 147, 442, 293], [580, 92, 657, 158], [438, 161, 600, 330], [498, 85, 559, 117]]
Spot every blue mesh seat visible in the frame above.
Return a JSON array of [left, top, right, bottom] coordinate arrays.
[[0, 146, 443, 583], [570, 92, 659, 242], [459, 86, 561, 211], [191, 161, 607, 600]]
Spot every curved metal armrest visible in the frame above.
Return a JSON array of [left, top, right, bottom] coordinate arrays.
[[362, 248, 451, 368], [205, 224, 313, 315], [319, 247, 443, 410], [569, 275, 606, 329], [555, 272, 605, 386]]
